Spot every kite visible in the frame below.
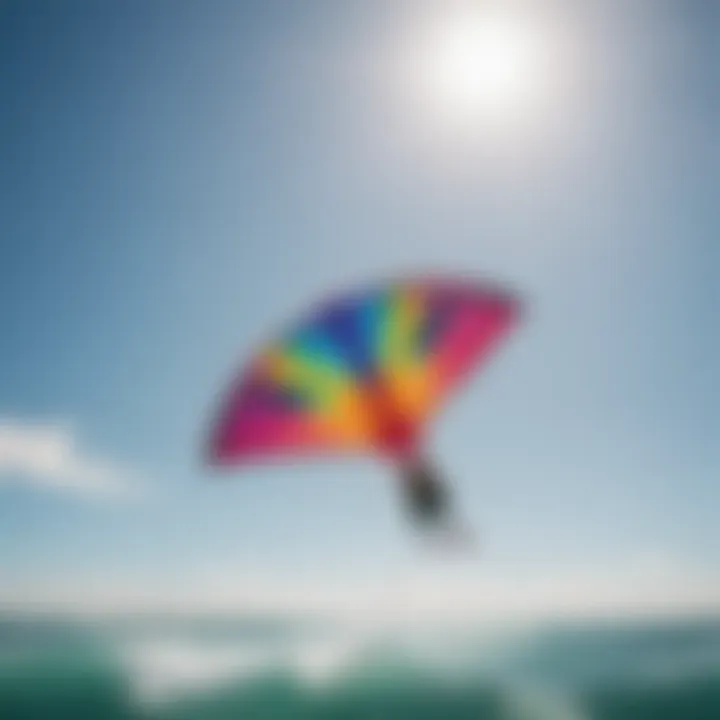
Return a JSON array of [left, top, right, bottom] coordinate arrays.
[[204, 274, 522, 540]]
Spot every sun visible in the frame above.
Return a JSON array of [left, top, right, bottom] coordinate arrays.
[[420, 8, 555, 129]]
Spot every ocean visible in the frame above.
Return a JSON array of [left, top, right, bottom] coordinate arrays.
[[0, 612, 719, 719]]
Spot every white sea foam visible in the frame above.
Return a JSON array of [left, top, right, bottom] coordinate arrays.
[[124, 641, 275, 702], [122, 630, 367, 704], [121, 618, 541, 708], [500, 683, 591, 720]]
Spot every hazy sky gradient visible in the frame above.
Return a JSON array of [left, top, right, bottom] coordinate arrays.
[[1, 0, 718, 611]]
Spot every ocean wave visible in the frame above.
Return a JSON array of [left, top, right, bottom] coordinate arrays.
[[122, 632, 366, 704], [1, 614, 719, 719]]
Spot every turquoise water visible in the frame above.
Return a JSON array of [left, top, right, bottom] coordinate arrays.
[[1, 613, 719, 719]]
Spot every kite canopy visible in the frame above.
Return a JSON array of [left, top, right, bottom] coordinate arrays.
[[206, 275, 521, 467]]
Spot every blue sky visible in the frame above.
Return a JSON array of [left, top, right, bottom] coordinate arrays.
[[0, 0, 718, 614]]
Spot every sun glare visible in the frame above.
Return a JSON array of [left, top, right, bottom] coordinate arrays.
[[421, 8, 555, 129]]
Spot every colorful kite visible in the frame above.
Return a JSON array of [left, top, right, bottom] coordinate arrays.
[[205, 274, 522, 535]]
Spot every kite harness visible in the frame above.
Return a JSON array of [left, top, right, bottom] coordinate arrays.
[[398, 454, 476, 550], [399, 454, 451, 526]]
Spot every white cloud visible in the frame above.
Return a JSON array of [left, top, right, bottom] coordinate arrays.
[[0, 418, 140, 500]]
